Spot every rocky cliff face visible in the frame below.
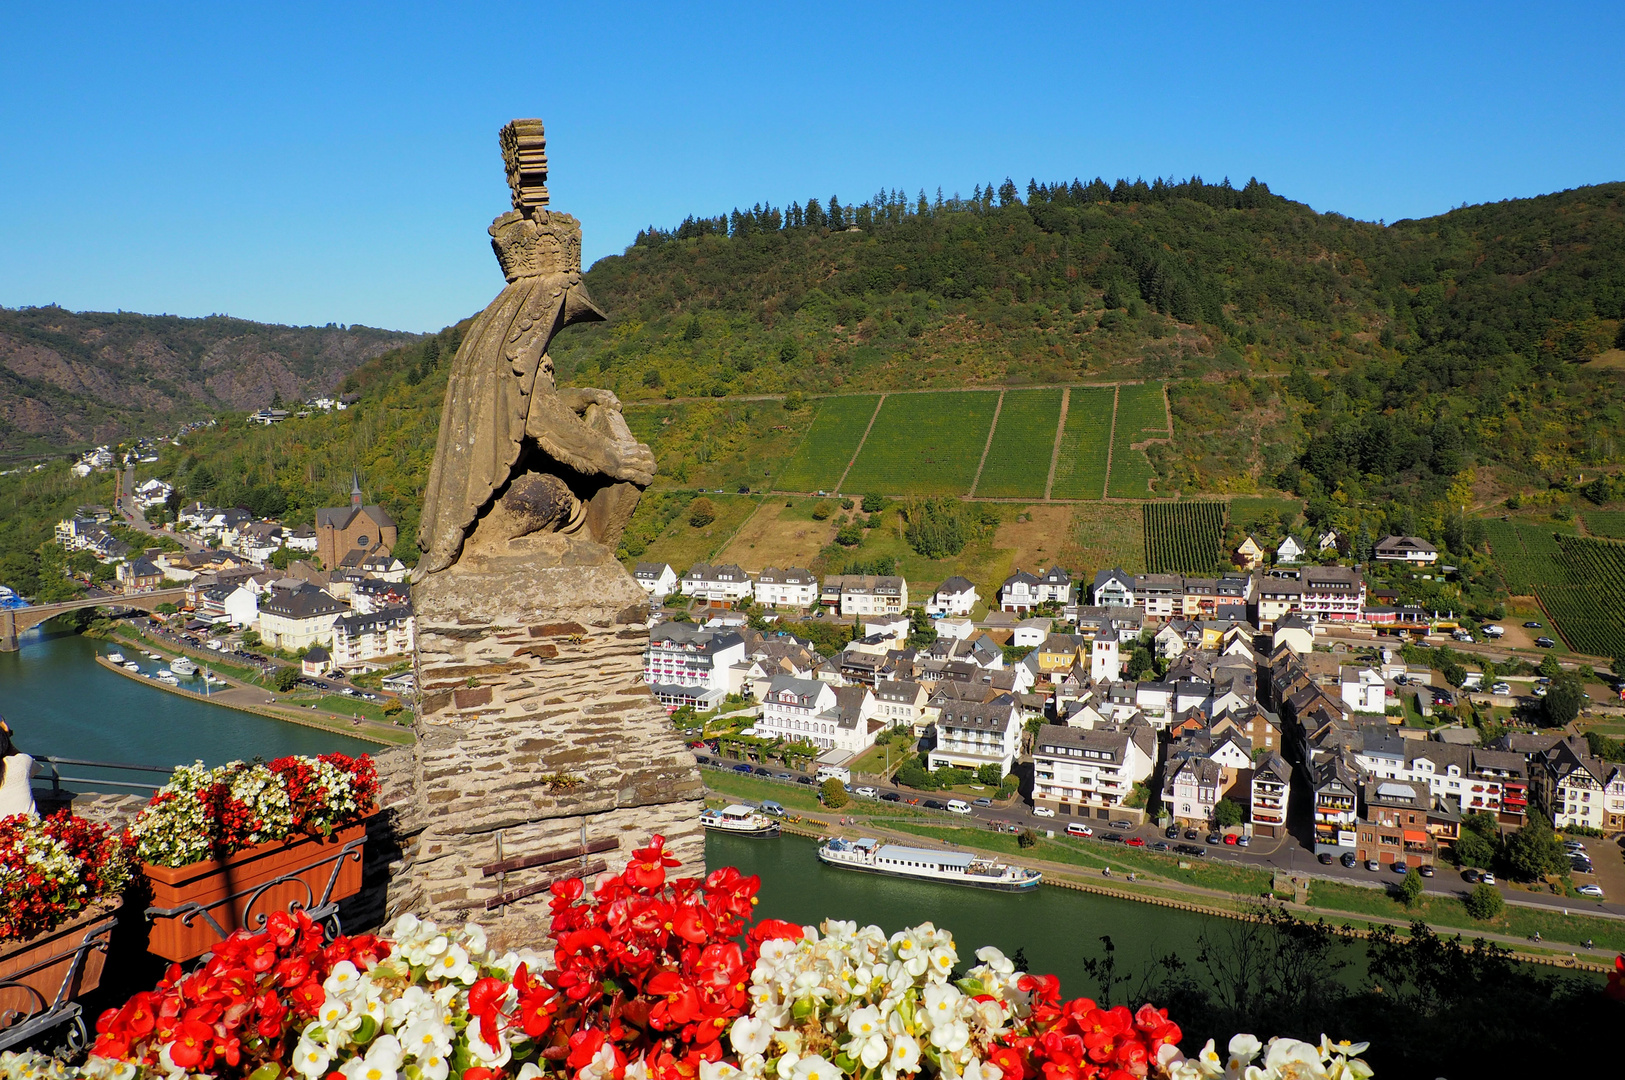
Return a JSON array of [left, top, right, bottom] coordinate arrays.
[[0, 306, 418, 454]]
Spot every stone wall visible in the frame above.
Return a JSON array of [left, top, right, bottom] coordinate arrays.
[[385, 535, 705, 948]]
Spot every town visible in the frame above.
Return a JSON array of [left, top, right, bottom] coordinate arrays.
[[637, 543, 1622, 900]]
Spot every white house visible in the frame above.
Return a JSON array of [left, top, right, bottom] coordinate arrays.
[[997, 570, 1041, 613], [1271, 615, 1316, 656], [928, 696, 1022, 778], [1374, 536, 1439, 565], [1315, 530, 1341, 553], [633, 562, 679, 600], [134, 478, 173, 509], [1537, 741, 1625, 833], [875, 678, 932, 735], [1092, 568, 1136, 608], [925, 576, 979, 617], [220, 584, 260, 628], [1340, 666, 1387, 714], [1251, 752, 1292, 838], [643, 623, 747, 710], [1275, 535, 1306, 564], [821, 575, 907, 616], [1032, 720, 1157, 822], [1012, 617, 1051, 648], [1090, 636, 1121, 684], [332, 605, 416, 669], [681, 563, 754, 607], [754, 567, 819, 609], [257, 584, 347, 651], [284, 526, 319, 554], [757, 675, 838, 743], [1035, 566, 1073, 605], [1163, 757, 1224, 826]]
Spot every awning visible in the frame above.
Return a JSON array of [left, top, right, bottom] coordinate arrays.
[[1403, 830, 1429, 844]]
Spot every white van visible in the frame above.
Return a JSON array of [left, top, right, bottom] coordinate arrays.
[[815, 765, 851, 784], [946, 799, 972, 814]]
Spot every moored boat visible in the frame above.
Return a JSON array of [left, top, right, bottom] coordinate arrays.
[[700, 804, 781, 838], [169, 656, 198, 677], [817, 837, 1041, 891], [106, 651, 126, 664], [123, 662, 142, 672]]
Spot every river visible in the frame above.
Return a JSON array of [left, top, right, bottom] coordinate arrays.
[[707, 831, 1220, 997], [0, 629, 376, 779]]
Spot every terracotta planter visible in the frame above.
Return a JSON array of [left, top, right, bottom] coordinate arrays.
[[0, 901, 119, 1031], [143, 821, 367, 962]]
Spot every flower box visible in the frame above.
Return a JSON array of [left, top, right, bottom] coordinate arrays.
[[143, 822, 367, 962], [0, 901, 119, 1032]]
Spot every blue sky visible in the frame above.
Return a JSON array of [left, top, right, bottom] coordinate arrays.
[[3, 1, 1622, 333]]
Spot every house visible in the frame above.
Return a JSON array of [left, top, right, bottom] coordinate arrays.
[[1163, 757, 1224, 827], [1272, 615, 1315, 656], [754, 567, 819, 609], [1315, 529, 1342, 554], [134, 478, 173, 509], [1255, 575, 1302, 628], [380, 671, 416, 696], [1090, 636, 1121, 683], [1311, 755, 1362, 856], [1035, 566, 1073, 605], [1251, 752, 1292, 838], [1132, 573, 1182, 618], [642, 622, 747, 711], [1301, 566, 1365, 622], [314, 476, 398, 568], [823, 685, 882, 756], [821, 574, 907, 616], [1535, 740, 1625, 833], [1235, 535, 1265, 569], [1275, 535, 1306, 564], [757, 675, 839, 744], [925, 576, 979, 617], [332, 605, 416, 669], [357, 552, 408, 582], [928, 696, 1022, 777], [1340, 666, 1388, 714], [284, 525, 319, 554], [681, 563, 754, 607], [998, 570, 1041, 613], [236, 521, 284, 563], [1032, 720, 1156, 823], [633, 562, 679, 600], [257, 584, 347, 651], [1374, 536, 1439, 565], [301, 646, 330, 677], [875, 678, 932, 735], [1012, 617, 1051, 648], [1356, 779, 1435, 868], [1092, 569, 1135, 608], [116, 556, 164, 592]]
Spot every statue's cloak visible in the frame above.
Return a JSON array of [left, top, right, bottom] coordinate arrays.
[[416, 270, 604, 578]]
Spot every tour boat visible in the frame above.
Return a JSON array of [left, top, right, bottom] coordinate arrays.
[[699, 804, 781, 838], [106, 651, 126, 664], [169, 656, 198, 677], [817, 837, 1042, 891]]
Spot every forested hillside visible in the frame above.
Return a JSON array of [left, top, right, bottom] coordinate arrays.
[[0, 306, 418, 457]]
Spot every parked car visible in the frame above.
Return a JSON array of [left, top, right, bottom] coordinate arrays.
[[1176, 844, 1206, 857], [1340, 853, 1358, 868], [1480, 871, 1496, 885], [1491, 682, 1512, 695], [1032, 805, 1055, 818], [881, 792, 901, 802], [1365, 859, 1381, 872], [1151, 841, 1171, 852], [1223, 833, 1239, 846], [695, 755, 711, 765], [732, 763, 753, 774], [1390, 862, 1409, 875], [1523, 620, 1544, 628], [1066, 823, 1094, 837], [1318, 852, 1335, 865], [1235, 835, 1250, 847], [853, 786, 879, 798], [1564, 840, 1587, 852], [973, 797, 993, 807], [1205, 833, 1222, 845], [1165, 824, 1181, 839], [1462, 869, 1478, 883], [776, 773, 793, 780], [946, 800, 972, 815], [797, 776, 815, 785], [1109, 820, 1132, 830], [923, 800, 945, 810], [1536, 637, 1557, 648], [1418, 864, 1435, 877], [752, 766, 773, 776], [1097, 833, 1123, 844], [1184, 829, 1199, 840], [1482, 624, 1505, 638], [1125, 836, 1145, 847], [1577, 884, 1606, 898]]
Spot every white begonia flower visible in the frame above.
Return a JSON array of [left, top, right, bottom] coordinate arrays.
[[418, 1051, 451, 1080], [402, 1019, 454, 1058], [343, 1035, 403, 1080], [1228, 1034, 1263, 1072], [431, 942, 474, 983], [699, 1061, 742, 1080], [577, 1041, 620, 1080], [1261, 1038, 1328, 1080], [791, 1055, 839, 1080], [888, 1033, 922, 1075], [392, 913, 420, 939], [921, 983, 963, 1027], [291, 1038, 332, 1080], [517, 1065, 545, 1080], [1325, 1058, 1373, 1080], [467, 1024, 512, 1068], [1317, 1036, 1369, 1060], [731, 1016, 774, 1057], [974, 947, 1015, 975], [624, 1059, 650, 1080], [462, 922, 489, 956], [1195, 1040, 1224, 1075], [927, 945, 958, 980], [316, 996, 348, 1028], [930, 1019, 971, 1054], [323, 960, 361, 998]]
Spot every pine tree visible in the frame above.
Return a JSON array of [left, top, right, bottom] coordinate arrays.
[[827, 195, 843, 229]]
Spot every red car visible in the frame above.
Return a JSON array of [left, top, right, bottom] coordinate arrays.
[[1223, 833, 1239, 845], [1125, 836, 1146, 847]]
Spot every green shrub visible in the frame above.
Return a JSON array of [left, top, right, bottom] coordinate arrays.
[[272, 666, 299, 693], [976, 763, 1005, 786], [1464, 882, 1504, 920], [688, 498, 717, 527], [811, 501, 833, 521], [820, 778, 849, 808]]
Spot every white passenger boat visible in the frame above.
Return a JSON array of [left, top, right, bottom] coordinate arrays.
[[156, 671, 179, 684], [169, 656, 198, 677], [699, 804, 781, 838], [817, 837, 1041, 891], [106, 651, 126, 664], [123, 661, 142, 672]]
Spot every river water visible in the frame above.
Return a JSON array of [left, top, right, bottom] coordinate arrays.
[[707, 831, 1219, 998], [0, 629, 376, 780]]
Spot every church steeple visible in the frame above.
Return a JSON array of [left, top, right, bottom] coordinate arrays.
[[350, 472, 363, 510]]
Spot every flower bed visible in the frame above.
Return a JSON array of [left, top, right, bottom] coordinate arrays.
[[0, 812, 132, 944], [0, 835, 1378, 1080]]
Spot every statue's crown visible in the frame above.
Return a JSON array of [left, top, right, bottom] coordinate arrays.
[[490, 119, 582, 282]]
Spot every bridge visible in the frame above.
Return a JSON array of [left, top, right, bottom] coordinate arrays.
[[0, 587, 190, 651]]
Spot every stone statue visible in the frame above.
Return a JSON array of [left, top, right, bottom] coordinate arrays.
[[416, 118, 655, 580]]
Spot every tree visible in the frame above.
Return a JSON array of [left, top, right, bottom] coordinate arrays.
[[905, 607, 936, 650], [1502, 817, 1565, 881], [688, 498, 716, 527], [1126, 644, 1155, 680], [1538, 654, 1562, 679], [810, 501, 833, 521], [835, 521, 862, 546], [272, 665, 298, 693], [1397, 867, 1425, 907], [820, 778, 848, 808], [1464, 882, 1504, 920], [1213, 798, 1243, 828], [862, 493, 883, 513], [241, 629, 262, 648], [1017, 828, 1037, 849], [1543, 673, 1584, 726], [976, 763, 1004, 786], [1453, 813, 1499, 868]]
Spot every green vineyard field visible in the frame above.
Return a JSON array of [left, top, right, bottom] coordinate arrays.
[[774, 394, 881, 492], [975, 389, 1064, 498], [1049, 387, 1114, 500], [843, 392, 1000, 496], [1485, 520, 1625, 656], [1106, 381, 1168, 498], [1583, 512, 1625, 539], [1144, 502, 1226, 573]]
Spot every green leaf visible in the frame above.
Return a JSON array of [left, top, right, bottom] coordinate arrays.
[[248, 1065, 282, 1080], [354, 1015, 378, 1045]]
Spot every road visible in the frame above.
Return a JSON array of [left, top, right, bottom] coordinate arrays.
[[112, 467, 205, 552], [700, 756, 1625, 923]]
